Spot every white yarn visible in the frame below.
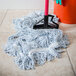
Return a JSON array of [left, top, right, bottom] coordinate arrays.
[[4, 11, 69, 70]]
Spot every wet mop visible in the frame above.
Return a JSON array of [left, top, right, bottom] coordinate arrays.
[[4, 0, 69, 70]]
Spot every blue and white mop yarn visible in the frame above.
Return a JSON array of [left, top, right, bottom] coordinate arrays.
[[4, 11, 69, 70]]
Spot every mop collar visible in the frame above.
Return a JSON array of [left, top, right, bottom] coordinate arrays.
[[4, 11, 69, 70]]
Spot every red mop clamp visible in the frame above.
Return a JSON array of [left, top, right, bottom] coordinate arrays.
[[33, 0, 59, 29]]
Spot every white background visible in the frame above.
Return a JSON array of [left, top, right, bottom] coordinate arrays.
[[0, 0, 54, 9]]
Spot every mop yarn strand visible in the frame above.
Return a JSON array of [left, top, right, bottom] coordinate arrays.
[[4, 11, 69, 70]]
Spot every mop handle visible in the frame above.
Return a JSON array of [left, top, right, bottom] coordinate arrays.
[[45, 0, 49, 16]]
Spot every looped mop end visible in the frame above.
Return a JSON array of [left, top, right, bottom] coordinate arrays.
[[4, 11, 69, 70]]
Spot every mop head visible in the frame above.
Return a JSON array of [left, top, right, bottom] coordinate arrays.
[[4, 11, 69, 70]]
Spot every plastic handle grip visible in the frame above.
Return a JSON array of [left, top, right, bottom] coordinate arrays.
[[45, 0, 49, 15]]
